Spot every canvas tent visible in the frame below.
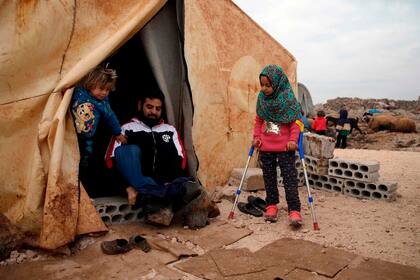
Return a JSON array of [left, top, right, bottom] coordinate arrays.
[[298, 82, 314, 116], [0, 0, 298, 249]]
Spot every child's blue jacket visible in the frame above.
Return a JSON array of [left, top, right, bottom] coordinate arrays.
[[71, 86, 121, 159]]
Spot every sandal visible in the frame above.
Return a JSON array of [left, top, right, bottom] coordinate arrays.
[[129, 235, 151, 252], [101, 239, 132, 255], [237, 202, 263, 217], [247, 195, 267, 211]]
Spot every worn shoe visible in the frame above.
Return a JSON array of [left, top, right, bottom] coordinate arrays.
[[182, 180, 204, 204], [264, 205, 278, 222], [129, 235, 151, 253], [288, 211, 303, 226], [237, 202, 263, 217], [100, 239, 132, 255], [247, 195, 267, 211]]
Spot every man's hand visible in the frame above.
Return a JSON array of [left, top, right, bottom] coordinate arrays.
[[287, 141, 298, 151], [116, 134, 127, 144], [252, 139, 262, 148], [126, 186, 138, 206]]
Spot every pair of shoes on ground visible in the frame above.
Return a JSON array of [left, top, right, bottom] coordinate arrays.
[[101, 235, 151, 255], [264, 205, 303, 226], [237, 195, 267, 217]]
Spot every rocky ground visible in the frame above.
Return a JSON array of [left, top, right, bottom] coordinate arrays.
[[2, 148, 419, 276], [1, 97, 419, 277], [222, 149, 420, 269], [315, 97, 420, 151]]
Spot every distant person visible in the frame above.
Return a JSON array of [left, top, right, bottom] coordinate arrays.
[[300, 110, 311, 131], [71, 64, 127, 188], [252, 64, 302, 226], [335, 108, 350, 149], [311, 110, 327, 135]]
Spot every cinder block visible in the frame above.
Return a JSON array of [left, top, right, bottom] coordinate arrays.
[[343, 180, 397, 201], [295, 158, 302, 169], [94, 196, 144, 224], [297, 170, 305, 187], [304, 155, 329, 175], [307, 173, 344, 193], [328, 158, 380, 182], [228, 168, 265, 191], [302, 132, 335, 159]]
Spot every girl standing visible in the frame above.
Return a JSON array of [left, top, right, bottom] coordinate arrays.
[[253, 64, 302, 225]]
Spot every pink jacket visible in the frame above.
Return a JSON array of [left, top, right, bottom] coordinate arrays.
[[253, 115, 300, 152]]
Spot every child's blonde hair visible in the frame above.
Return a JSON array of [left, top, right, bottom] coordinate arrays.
[[80, 64, 118, 91]]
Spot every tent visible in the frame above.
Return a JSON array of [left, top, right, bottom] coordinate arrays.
[[298, 82, 314, 117], [0, 0, 298, 249]]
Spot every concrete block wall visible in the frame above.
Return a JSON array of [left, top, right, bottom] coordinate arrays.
[[328, 158, 380, 182], [302, 132, 335, 159], [304, 155, 329, 175], [307, 173, 344, 193], [94, 196, 144, 224], [343, 180, 397, 201], [226, 151, 398, 202]]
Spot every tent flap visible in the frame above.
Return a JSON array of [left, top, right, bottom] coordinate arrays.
[[0, 0, 167, 249]]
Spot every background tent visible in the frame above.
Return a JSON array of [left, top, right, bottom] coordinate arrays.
[[298, 82, 314, 117], [0, 0, 297, 249]]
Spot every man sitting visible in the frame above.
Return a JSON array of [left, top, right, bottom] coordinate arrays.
[[106, 91, 218, 227]]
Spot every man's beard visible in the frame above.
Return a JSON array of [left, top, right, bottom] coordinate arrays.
[[139, 112, 160, 127]]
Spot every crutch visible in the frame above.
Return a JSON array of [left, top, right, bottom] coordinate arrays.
[[228, 145, 255, 219], [296, 120, 320, 230]]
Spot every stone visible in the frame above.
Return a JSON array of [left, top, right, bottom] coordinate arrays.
[[209, 248, 265, 277], [337, 257, 420, 280], [0, 214, 25, 261], [219, 185, 238, 202], [228, 167, 265, 191], [181, 190, 220, 229], [146, 207, 174, 226], [255, 238, 357, 277]]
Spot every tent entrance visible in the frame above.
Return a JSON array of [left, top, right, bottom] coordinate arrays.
[[82, 0, 197, 198], [83, 34, 160, 198]]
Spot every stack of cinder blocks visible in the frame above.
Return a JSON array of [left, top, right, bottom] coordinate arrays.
[[228, 132, 397, 202], [300, 133, 341, 193], [328, 158, 397, 201], [302, 132, 397, 201]]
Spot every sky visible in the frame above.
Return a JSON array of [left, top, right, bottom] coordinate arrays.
[[233, 0, 420, 104]]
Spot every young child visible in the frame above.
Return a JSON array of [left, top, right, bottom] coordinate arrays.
[[311, 110, 327, 135], [335, 107, 350, 148], [71, 64, 126, 175], [253, 64, 303, 225]]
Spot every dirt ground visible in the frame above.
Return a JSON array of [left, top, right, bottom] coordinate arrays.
[[1, 148, 419, 278], [224, 149, 420, 269]]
